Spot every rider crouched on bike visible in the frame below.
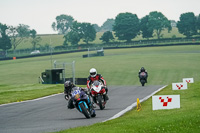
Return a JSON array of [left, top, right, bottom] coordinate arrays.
[[64, 81, 90, 109], [87, 68, 109, 101], [138, 67, 148, 83]]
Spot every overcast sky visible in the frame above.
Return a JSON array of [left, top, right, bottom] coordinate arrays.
[[0, 0, 199, 34]]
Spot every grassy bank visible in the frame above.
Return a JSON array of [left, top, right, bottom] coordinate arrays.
[[0, 84, 63, 104], [1, 45, 199, 85], [55, 81, 200, 133]]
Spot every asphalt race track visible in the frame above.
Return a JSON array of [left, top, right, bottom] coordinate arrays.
[[0, 85, 165, 133]]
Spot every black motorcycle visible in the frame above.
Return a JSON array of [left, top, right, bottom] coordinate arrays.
[[139, 72, 147, 86], [71, 87, 96, 119]]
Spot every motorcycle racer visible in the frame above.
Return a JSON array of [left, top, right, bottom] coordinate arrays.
[[64, 81, 90, 109], [138, 67, 148, 83], [64, 81, 76, 109], [87, 68, 109, 100], [64, 80, 96, 117]]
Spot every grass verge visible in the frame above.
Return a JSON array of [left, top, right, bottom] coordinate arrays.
[[0, 84, 63, 104], [0, 84, 87, 105], [55, 81, 200, 133]]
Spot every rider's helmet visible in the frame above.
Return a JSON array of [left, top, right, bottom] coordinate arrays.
[[141, 67, 145, 72], [90, 68, 97, 77], [64, 81, 74, 91]]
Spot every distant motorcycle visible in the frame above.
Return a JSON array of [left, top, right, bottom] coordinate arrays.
[[139, 72, 147, 86], [71, 87, 96, 119], [90, 80, 107, 110]]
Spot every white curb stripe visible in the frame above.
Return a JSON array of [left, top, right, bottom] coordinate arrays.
[[103, 85, 167, 122], [0, 93, 63, 107]]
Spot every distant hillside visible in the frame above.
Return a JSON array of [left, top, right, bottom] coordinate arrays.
[[16, 27, 184, 50]]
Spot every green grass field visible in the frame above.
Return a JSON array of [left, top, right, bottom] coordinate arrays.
[[1, 45, 199, 85], [0, 45, 200, 132]]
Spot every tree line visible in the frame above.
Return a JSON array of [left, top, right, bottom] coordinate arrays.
[[0, 24, 41, 55], [51, 11, 200, 45], [1, 11, 200, 54]]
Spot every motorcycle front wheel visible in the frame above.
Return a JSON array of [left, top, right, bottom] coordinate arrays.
[[98, 95, 105, 110], [141, 80, 145, 86], [79, 102, 91, 119]]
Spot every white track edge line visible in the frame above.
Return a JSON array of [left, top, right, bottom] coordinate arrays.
[[102, 85, 167, 122], [0, 93, 63, 107]]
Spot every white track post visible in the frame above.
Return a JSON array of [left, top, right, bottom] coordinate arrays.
[[88, 48, 89, 57], [72, 61, 75, 84], [63, 63, 66, 83], [53, 61, 75, 84], [53, 60, 57, 68]]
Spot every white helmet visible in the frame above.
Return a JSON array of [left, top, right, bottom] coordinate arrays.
[[89, 68, 97, 77]]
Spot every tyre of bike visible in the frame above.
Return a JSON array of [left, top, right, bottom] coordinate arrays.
[[98, 95, 105, 110], [79, 102, 91, 119], [141, 79, 145, 86]]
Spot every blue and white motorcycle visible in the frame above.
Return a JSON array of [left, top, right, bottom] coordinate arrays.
[[71, 87, 96, 119]]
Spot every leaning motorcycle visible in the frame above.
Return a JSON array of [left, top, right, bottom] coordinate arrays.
[[139, 72, 147, 86], [71, 87, 96, 119], [90, 80, 107, 110]]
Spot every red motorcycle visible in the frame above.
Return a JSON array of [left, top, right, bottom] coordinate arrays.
[[90, 80, 107, 110]]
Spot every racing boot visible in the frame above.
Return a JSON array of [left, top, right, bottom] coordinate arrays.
[[104, 94, 109, 101], [67, 99, 75, 109], [91, 109, 96, 117], [105, 87, 109, 100]]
